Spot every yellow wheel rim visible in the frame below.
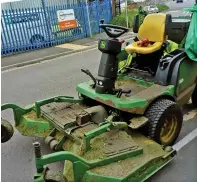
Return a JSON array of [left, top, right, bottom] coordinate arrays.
[[160, 115, 178, 144]]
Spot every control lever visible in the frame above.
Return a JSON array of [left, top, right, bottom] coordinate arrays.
[[133, 36, 139, 42], [100, 19, 104, 24], [159, 57, 171, 70], [113, 88, 131, 98], [99, 19, 105, 33], [81, 69, 96, 88]]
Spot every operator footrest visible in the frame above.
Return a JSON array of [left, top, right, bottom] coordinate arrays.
[[103, 137, 139, 157], [41, 102, 88, 131]]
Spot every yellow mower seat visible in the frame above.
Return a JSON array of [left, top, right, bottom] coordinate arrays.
[[125, 13, 166, 54]]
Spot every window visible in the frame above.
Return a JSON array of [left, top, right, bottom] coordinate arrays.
[[150, 5, 156, 8]]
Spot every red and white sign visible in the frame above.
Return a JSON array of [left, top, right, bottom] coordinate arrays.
[[57, 9, 77, 30]]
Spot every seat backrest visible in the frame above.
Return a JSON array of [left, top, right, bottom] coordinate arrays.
[[165, 13, 190, 44], [138, 13, 166, 42]]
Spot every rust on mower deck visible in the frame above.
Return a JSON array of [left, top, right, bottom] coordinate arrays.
[[95, 97, 146, 114]]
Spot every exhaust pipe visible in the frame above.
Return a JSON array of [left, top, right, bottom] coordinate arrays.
[[1, 119, 14, 143]]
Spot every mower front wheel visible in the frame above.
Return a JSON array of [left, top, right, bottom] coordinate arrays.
[[145, 99, 183, 146], [191, 85, 197, 107], [1, 119, 14, 143]]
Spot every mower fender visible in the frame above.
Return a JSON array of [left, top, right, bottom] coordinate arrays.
[[155, 50, 186, 86]]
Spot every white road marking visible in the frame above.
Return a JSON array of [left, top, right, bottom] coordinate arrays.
[[183, 11, 190, 16], [173, 128, 197, 151], [166, 10, 180, 13]]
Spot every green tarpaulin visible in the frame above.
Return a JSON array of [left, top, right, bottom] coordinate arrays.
[[185, 4, 197, 61]]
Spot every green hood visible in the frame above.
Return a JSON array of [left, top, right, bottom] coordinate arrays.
[[184, 4, 197, 61]]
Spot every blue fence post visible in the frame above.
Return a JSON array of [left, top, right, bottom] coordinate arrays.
[[109, 0, 112, 20], [4, 9, 15, 54], [104, 0, 108, 23], [96, 0, 100, 33], [82, 2, 90, 37], [41, 0, 51, 46], [80, 3, 88, 38], [1, 10, 8, 55]]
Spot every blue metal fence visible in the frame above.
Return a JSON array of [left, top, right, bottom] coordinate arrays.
[[1, 0, 112, 56]]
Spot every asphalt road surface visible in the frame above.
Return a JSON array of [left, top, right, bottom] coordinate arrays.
[[1, 1, 197, 182]]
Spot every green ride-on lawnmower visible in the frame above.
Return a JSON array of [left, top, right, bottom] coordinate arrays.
[[1, 3, 197, 182]]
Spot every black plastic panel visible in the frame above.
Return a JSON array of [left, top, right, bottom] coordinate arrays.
[[155, 49, 186, 86]]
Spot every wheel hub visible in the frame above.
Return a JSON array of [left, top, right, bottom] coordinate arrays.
[[160, 115, 178, 144]]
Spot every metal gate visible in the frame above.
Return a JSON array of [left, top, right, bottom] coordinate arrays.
[[1, 0, 112, 56]]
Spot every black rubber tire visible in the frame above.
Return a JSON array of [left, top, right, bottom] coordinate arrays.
[[191, 85, 197, 107], [133, 15, 140, 33], [145, 99, 183, 146], [1, 119, 14, 143]]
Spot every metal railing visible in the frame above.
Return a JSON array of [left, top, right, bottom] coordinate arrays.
[[1, 0, 112, 56]]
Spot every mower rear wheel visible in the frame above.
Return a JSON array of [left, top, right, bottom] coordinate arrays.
[[145, 99, 183, 146], [191, 85, 197, 107]]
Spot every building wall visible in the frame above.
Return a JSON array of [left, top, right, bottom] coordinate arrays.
[[1, 0, 84, 10]]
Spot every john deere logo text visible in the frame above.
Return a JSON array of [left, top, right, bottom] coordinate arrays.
[[100, 41, 106, 48]]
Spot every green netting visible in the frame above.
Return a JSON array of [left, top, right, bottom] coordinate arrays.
[[185, 4, 197, 61]]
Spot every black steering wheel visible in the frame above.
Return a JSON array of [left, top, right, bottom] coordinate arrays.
[[99, 24, 129, 38]]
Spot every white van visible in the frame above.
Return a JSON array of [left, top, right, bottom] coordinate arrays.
[[1, 0, 84, 52], [1, 10, 84, 51], [1, 9, 51, 50]]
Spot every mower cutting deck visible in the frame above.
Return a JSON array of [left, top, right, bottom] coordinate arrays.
[[1, 3, 197, 182]]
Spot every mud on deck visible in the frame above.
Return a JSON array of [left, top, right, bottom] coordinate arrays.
[[89, 132, 168, 178], [115, 80, 147, 97]]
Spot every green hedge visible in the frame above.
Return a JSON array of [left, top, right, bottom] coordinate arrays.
[[110, 4, 169, 28], [110, 9, 138, 28], [156, 4, 169, 12]]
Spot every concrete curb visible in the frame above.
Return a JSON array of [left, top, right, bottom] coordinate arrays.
[[2, 33, 135, 71]]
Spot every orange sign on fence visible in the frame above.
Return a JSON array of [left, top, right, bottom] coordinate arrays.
[[57, 9, 77, 31], [59, 20, 77, 30]]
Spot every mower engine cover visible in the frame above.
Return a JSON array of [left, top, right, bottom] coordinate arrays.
[[185, 4, 197, 61]]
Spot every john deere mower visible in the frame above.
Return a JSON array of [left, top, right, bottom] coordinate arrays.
[[1, 3, 197, 182]]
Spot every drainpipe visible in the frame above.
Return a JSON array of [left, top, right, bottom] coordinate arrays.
[[125, 0, 128, 28]]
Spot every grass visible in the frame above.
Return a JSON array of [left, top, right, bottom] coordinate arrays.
[[52, 25, 72, 38], [110, 4, 169, 28], [156, 4, 169, 12], [110, 9, 138, 28]]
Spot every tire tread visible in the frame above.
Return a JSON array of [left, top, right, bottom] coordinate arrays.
[[145, 99, 182, 145]]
